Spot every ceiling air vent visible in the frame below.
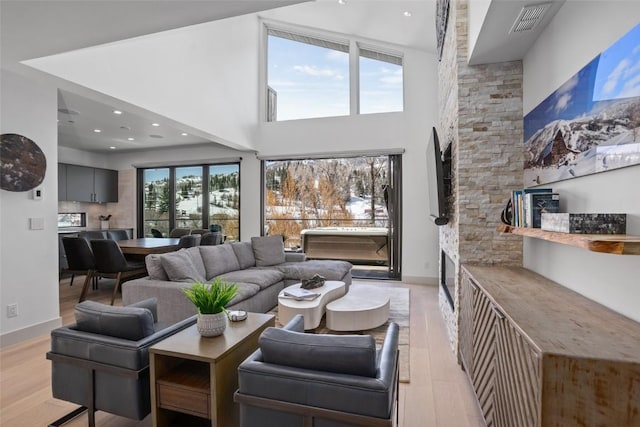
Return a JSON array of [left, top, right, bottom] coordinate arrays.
[[510, 3, 551, 34]]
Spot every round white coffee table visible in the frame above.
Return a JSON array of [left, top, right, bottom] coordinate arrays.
[[326, 285, 390, 331], [278, 281, 346, 330]]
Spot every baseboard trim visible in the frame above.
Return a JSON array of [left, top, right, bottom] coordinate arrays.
[[0, 317, 62, 348], [402, 276, 438, 286]]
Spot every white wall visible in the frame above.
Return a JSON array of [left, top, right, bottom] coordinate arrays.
[[467, 0, 492, 60], [0, 70, 61, 345], [522, 1, 640, 322], [25, 14, 261, 151]]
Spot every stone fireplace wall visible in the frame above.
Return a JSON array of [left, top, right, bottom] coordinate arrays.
[[437, 0, 524, 353]]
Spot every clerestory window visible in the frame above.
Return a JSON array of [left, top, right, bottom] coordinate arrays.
[[265, 25, 403, 122]]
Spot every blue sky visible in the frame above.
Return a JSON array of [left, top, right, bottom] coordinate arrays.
[[524, 23, 640, 141], [268, 35, 402, 120]]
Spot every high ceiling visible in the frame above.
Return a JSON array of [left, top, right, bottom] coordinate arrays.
[[1, 0, 561, 153]]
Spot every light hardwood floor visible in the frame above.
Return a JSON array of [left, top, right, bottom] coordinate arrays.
[[0, 277, 483, 427]]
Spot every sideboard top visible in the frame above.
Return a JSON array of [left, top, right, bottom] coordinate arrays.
[[462, 264, 640, 362]]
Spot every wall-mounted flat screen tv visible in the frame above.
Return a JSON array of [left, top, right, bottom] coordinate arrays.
[[427, 127, 451, 225]]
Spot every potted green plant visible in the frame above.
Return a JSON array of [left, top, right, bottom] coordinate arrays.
[[182, 278, 238, 337]]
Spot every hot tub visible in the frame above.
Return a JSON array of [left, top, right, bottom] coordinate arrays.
[[300, 227, 389, 264]]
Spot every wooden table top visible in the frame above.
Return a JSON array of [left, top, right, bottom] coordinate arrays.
[[150, 313, 275, 362], [117, 237, 180, 255]]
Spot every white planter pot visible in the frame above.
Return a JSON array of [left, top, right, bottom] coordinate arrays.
[[196, 312, 227, 337], [100, 220, 109, 230]]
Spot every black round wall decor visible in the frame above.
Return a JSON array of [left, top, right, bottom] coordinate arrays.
[[0, 133, 47, 192]]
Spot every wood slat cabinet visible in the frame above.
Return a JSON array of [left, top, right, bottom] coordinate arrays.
[[460, 264, 640, 427]]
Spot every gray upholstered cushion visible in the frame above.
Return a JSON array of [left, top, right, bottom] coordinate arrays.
[[145, 254, 169, 281], [228, 282, 261, 306], [251, 235, 286, 267], [217, 268, 284, 290], [259, 327, 377, 377], [275, 260, 352, 281], [127, 297, 158, 322], [231, 241, 256, 269], [160, 250, 206, 283], [183, 246, 206, 279], [199, 245, 241, 279], [74, 300, 155, 341]]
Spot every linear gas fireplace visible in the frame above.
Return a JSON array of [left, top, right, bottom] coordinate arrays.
[[441, 250, 455, 311]]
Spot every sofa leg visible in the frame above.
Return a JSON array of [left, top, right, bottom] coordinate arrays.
[[48, 406, 87, 427]]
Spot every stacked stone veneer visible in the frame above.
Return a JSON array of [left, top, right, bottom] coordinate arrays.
[[437, 0, 524, 353]]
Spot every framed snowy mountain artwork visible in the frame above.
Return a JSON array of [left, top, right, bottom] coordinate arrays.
[[524, 23, 640, 186]]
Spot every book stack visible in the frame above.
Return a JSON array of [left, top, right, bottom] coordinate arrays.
[[282, 288, 320, 301], [511, 188, 560, 228]]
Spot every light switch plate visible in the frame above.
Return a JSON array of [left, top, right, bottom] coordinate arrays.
[[29, 217, 44, 230]]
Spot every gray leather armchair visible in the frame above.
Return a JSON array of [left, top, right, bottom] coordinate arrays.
[[234, 314, 399, 427], [47, 298, 195, 427]]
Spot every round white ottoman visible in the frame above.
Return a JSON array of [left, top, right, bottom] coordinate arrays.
[[326, 285, 390, 331]]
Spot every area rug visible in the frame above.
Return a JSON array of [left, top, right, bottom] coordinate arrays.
[[269, 284, 410, 383]]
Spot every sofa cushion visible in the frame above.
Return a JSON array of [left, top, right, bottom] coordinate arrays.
[[160, 250, 206, 283], [231, 241, 256, 269], [259, 327, 377, 377], [200, 245, 241, 280], [217, 268, 284, 290], [74, 300, 156, 341], [184, 246, 206, 279], [145, 254, 169, 281], [228, 282, 261, 306], [251, 235, 285, 267], [275, 260, 352, 281]]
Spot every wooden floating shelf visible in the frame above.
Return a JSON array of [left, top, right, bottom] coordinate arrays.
[[496, 224, 640, 255]]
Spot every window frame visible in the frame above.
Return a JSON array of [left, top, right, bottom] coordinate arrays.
[[136, 161, 241, 239], [261, 21, 405, 122]]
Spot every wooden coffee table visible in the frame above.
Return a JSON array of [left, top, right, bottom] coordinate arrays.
[[278, 281, 346, 330], [149, 313, 274, 427]]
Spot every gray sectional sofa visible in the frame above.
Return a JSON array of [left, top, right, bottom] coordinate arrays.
[[122, 235, 352, 324]]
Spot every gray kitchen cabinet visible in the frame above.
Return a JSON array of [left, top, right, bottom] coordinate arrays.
[[61, 163, 118, 203]]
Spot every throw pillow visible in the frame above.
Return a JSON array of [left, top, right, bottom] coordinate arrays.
[[259, 327, 377, 377], [160, 250, 206, 283], [199, 245, 241, 280], [251, 235, 286, 267], [127, 297, 158, 322], [145, 254, 169, 281], [231, 241, 256, 269], [75, 300, 155, 341]]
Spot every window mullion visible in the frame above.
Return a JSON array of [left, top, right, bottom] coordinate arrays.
[[350, 39, 359, 115]]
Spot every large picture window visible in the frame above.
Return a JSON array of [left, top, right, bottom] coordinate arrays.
[[265, 25, 403, 121], [138, 162, 240, 240]]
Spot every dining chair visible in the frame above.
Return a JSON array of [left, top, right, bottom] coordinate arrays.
[[150, 228, 163, 238], [79, 230, 107, 245], [189, 228, 209, 235], [62, 237, 98, 302], [107, 229, 130, 241], [177, 234, 199, 249], [90, 239, 147, 305], [200, 232, 224, 246], [169, 228, 190, 238]]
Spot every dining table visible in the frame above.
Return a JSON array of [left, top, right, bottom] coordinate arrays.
[[117, 238, 180, 256]]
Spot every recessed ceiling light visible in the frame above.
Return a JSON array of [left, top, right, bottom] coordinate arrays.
[[109, 146, 116, 150], [338, 0, 346, 4], [113, 110, 122, 115], [181, 132, 188, 136], [93, 129, 101, 133], [403, 11, 412, 17], [127, 137, 135, 141], [151, 123, 160, 127]]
